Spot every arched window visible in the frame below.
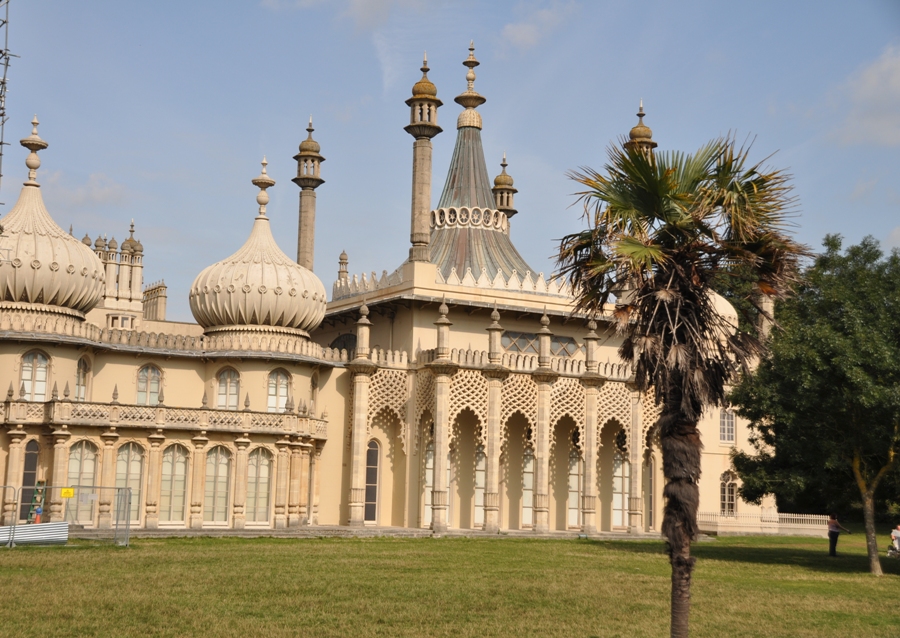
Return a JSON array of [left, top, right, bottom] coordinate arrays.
[[20, 351, 48, 402], [204, 446, 231, 523], [75, 357, 91, 402], [720, 409, 735, 443], [364, 440, 379, 523], [160, 445, 189, 524], [644, 456, 655, 529], [267, 370, 291, 413], [217, 369, 240, 410], [246, 448, 272, 524], [422, 439, 434, 528], [522, 447, 535, 528], [720, 471, 737, 516], [474, 445, 486, 528], [115, 443, 144, 523], [612, 450, 630, 528], [136, 365, 161, 405], [568, 446, 583, 529], [66, 441, 98, 524], [19, 440, 40, 520]]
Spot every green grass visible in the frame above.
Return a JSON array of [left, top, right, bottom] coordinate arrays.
[[0, 533, 897, 637]]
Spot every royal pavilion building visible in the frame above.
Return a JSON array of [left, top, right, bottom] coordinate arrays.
[[0, 45, 789, 537]]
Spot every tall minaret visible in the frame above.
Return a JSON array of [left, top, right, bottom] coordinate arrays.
[[404, 53, 442, 262], [292, 117, 324, 271], [492, 153, 518, 218], [624, 100, 658, 155]]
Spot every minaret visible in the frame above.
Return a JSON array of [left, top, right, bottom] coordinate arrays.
[[404, 53, 442, 262], [338, 250, 349, 282], [624, 100, 657, 155], [492, 153, 517, 218], [292, 117, 324, 271]]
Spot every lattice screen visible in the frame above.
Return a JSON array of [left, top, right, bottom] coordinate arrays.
[[500, 373, 537, 437]]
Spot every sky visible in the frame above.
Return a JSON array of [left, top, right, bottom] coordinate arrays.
[[2, 0, 899, 322]]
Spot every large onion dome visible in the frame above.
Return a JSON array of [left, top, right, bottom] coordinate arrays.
[[189, 158, 327, 337], [0, 117, 105, 316]]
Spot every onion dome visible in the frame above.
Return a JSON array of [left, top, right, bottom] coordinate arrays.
[[491, 153, 518, 219], [293, 117, 325, 191], [107, 236, 118, 251], [190, 157, 327, 337], [298, 117, 321, 155], [411, 52, 438, 97], [493, 153, 514, 188], [0, 117, 105, 316], [94, 235, 106, 250], [121, 220, 138, 252], [81, 233, 92, 247], [624, 101, 657, 153]]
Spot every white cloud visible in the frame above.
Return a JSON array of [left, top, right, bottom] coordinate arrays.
[[44, 172, 129, 208], [837, 45, 900, 147], [501, 2, 575, 51]]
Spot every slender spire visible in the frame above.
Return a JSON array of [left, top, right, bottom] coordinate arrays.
[[20, 115, 48, 186], [252, 157, 276, 217], [455, 41, 486, 129]]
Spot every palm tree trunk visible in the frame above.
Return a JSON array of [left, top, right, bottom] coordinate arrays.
[[659, 394, 703, 638]]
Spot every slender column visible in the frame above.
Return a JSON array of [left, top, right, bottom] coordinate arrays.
[[144, 429, 165, 529], [299, 444, 311, 524], [348, 304, 376, 526], [98, 428, 119, 529], [580, 320, 603, 534], [274, 437, 290, 529], [2, 426, 26, 525], [293, 118, 325, 270], [628, 392, 644, 534], [288, 439, 303, 527], [48, 427, 71, 522], [119, 249, 133, 301], [233, 433, 250, 529], [532, 312, 557, 534], [427, 299, 457, 533], [312, 443, 322, 524], [482, 305, 507, 533], [189, 431, 208, 529], [104, 249, 117, 300]]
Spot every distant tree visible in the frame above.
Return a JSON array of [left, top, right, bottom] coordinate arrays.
[[731, 236, 900, 576], [558, 137, 804, 637]]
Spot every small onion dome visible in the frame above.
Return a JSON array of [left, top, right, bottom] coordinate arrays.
[[411, 53, 438, 98], [339, 249, 348, 262], [94, 234, 106, 250], [626, 101, 657, 152], [82, 233, 92, 246], [298, 118, 321, 155], [189, 157, 327, 336], [0, 117, 105, 315], [107, 236, 118, 251], [493, 154, 515, 188], [133, 239, 143, 253]]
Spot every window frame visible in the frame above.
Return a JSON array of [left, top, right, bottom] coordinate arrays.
[[267, 369, 291, 413], [216, 368, 241, 411], [75, 357, 91, 402], [136, 365, 162, 406], [246, 447, 273, 525], [159, 444, 190, 525], [719, 408, 735, 444], [20, 350, 50, 402], [364, 439, 380, 524]]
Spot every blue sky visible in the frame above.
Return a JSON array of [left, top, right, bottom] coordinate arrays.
[[4, 0, 899, 321]]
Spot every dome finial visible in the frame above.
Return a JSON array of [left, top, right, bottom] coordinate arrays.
[[307, 115, 314, 136], [20, 115, 49, 186], [625, 101, 657, 154], [252, 156, 276, 217], [454, 40, 486, 129]]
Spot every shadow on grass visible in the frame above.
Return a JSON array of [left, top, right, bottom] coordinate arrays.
[[589, 538, 900, 576]]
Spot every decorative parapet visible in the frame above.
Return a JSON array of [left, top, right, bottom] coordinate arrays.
[[414, 346, 631, 380], [333, 268, 405, 301], [430, 206, 507, 233], [2, 398, 328, 439], [0, 306, 349, 363], [369, 347, 409, 369], [435, 267, 571, 297]]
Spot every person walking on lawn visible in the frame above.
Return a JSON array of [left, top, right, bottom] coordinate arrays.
[[828, 513, 851, 556]]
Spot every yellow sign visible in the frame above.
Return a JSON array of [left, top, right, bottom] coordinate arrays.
[[60, 488, 75, 499]]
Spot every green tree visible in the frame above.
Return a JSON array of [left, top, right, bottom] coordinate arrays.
[[558, 137, 804, 637], [731, 236, 900, 576]]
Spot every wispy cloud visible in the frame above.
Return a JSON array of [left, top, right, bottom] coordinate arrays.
[[43, 172, 129, 208], [836, 45, 900, 147], [849, 176, 878, 201], [261, 0, 423, 30], [500, 1, 576, 51]]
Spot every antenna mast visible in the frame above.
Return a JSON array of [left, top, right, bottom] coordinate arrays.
[[0, 0, 15, 203]]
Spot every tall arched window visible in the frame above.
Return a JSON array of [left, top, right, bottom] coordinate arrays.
[[66, 441, 98, 524], [720, 471, 737, 516], [267, 370, 290, 413], [568, 448, 583, 529], [246, 448, 272, 524], [474, 445, 486, 528], [364, 440, 379, 523], [204, 446, 231, 523], [136, 365, 161, 405], [522, 447, 535, 528], [115, 442, 144, 523], [19, 440, 40, 520], [75, 357, 91, 402], [217, 369, 240, 410], [612, 450, 630, 528], [20, 351, 49, 402], [644, 456, 655, 529], [720, 409, 735, 443], [160, 445, 189, 524], [422, 439, 434, 528]]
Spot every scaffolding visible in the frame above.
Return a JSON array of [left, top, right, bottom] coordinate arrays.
[[0, 0, 15, 203]]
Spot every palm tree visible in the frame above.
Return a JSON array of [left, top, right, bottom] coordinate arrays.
[[557, 132, 806, 637]]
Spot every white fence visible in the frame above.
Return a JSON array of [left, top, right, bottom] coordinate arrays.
[[698, 511, 828, 537]]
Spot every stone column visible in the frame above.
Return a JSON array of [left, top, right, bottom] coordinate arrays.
[[144, 429, 165, 529], [532, 312, 558, 534], [189, 431, 208, 529], [2, 426, 26, 525], [580, 320, 604, 534], [482, 305, 507, 533], [299, 443, 311, 525], [98, 428, 119, 529], [628, 392, 644, 534], [288, 438, 304, 527], [274, 436, 290, 529], [426, 299, 457, 533], [233, 433, 250, 529], [312, 443, 322, 525], [293, 118, 325, 271], [348, 304, 376, 526], [48, 427, 71, 522]]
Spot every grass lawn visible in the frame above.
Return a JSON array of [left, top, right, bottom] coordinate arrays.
[[0, 532, 898, 637]]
